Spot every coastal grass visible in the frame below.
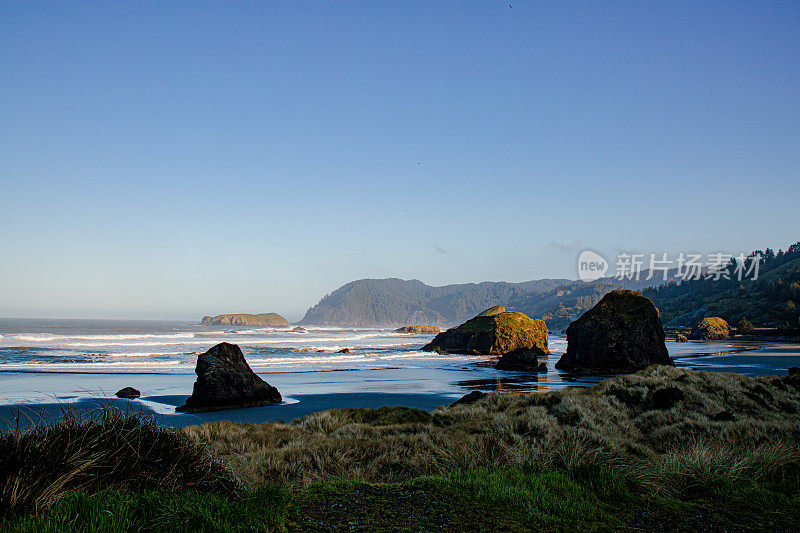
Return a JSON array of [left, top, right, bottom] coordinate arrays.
[[0, 406, 238, 516], [1, 486, 290, 533], [185, 366, 800, 495], [4, 466, 799, 532]]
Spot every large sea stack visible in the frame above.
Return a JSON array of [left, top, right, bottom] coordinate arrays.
[[178, 342, 281, 412], [422, 306, 549, 355], [555, 289, 672, 372]]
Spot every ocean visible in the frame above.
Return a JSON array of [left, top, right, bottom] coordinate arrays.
[[0, 318, 796, 426]]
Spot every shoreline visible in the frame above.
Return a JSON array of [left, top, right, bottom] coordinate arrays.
[[0, 391, 457, 432]]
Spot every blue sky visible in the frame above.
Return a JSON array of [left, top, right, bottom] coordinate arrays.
[[1, 1, 799, 320]]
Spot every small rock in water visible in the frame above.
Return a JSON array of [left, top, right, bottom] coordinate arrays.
[[337, 348, 350, 354], [675, 334, 688, 342], [495, 348, 548, 371], [115, 387, 141, 399]]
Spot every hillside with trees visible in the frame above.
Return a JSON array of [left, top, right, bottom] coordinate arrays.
[[643, 241, 800, 329], [300, 277, 643, 329]]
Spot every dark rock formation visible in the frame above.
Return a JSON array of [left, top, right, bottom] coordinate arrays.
[[450, 391, 488, 407], [394, 325, 441, 334], [495, 348, 548, 371], [337, 348, 350, 354], [675, 334, 688, 342], [789, 367, 799, 377], [177, 343, 281, 412], [115, 387, 140, 399], [290, 326, 306, 333], [422, 307, 549, 355], [555, 289, 673, 372], [689, 317, 730, 340], [201, 313, 289, 327]]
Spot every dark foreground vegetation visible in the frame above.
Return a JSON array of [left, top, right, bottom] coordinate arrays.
[[2, 367, 800, 532]]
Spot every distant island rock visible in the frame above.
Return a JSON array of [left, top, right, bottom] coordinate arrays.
[[290, 326, 306, 333], [394, 325, 441, 334], [422, 307, 549, 356], [177, 342, 281, 412], [689, 317, 730, 340], [555, 289, 672, 372], [201, 313, 289, 327]]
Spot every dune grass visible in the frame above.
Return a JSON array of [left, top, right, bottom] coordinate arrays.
[[0, 406, 238, 515], [185, 366, 800, 496]]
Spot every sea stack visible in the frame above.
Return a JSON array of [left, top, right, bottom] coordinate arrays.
[[178, 342, 281, 412], [422, 306, 549, 356], [689, 317, 730, 340], [555, 289, 672, 372]]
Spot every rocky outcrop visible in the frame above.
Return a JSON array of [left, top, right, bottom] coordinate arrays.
[[394, 325, 441, 334], [495, 349, 548, 371], [689, 317, 730, 340], [337, 348, 350, 354], [555, 289, 672, 372], [177, 343, 281, 413], [422, 307, 549, 355], [290, 326, 306, 333], [201, 313, 289, 327], [115, 387, 140, 399], [477, 305, 505, 316], [675, 334, 688, 342], [449, 391, 488, 406]]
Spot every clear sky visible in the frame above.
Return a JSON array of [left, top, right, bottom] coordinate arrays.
[[1, 1, 799, 320]]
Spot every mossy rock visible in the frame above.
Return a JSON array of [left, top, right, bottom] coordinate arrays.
[[689, 317, 730, 340], [422, 309, 549, 355], [555, 289, 672, 372]]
